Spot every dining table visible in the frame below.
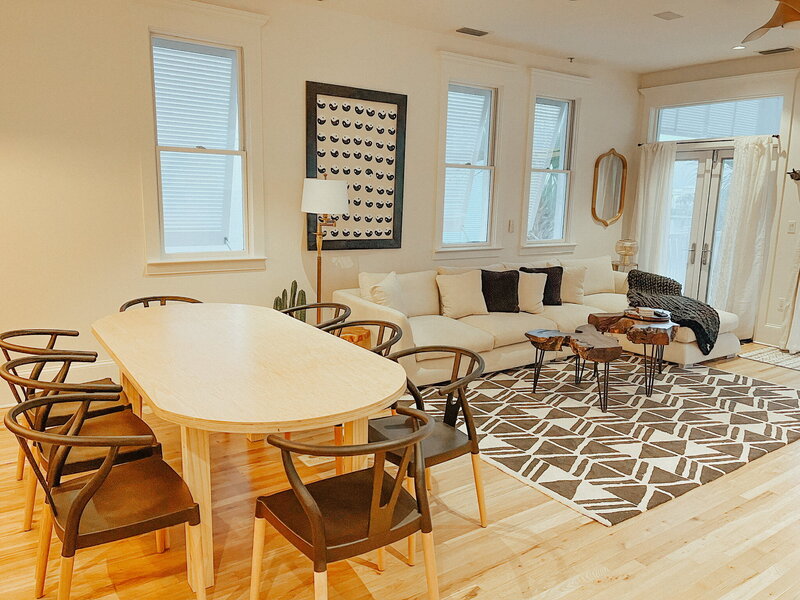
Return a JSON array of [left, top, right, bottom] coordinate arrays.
[[92, 303, 408, 590]]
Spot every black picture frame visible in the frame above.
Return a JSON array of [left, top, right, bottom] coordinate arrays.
[[306, 81, 407, 250]]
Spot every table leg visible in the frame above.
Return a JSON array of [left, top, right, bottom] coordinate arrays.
[[574, 356, 587, 385], [342, 417, 369, 472], [120, 372, 142, 416], [532, 347, 546, 393], [180, 426, 214, 589], [596, 362, 611, 412], [641, 344, 666, 396]]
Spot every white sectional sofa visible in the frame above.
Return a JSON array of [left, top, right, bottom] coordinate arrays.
[[332, 261, 741, 386]]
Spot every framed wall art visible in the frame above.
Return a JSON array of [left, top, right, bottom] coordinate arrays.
[[306, 81, 407, 250]]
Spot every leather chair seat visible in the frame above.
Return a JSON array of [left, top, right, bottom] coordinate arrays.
[[369, 415, 472, 469]]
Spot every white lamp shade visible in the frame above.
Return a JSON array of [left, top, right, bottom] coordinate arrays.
[[301, 178, 349, 215]]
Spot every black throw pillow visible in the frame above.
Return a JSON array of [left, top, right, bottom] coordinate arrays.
[[481, 270, 520, 313], [520, 266, 563, 306]]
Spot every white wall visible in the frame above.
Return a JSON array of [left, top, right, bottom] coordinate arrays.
[[635, 64, 800, 346], [0, 0, 640, 389]]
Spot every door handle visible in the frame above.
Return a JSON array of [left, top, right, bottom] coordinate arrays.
[[701, 243, 711, 266], [689, 242, 696, 265]]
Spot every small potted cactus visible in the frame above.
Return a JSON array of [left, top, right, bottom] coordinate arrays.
[[273, 280, 307, 321]]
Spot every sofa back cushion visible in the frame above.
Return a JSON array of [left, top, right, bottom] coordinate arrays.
[[359, 270, 439, 317], [560, 256, 615, 295], [481, 270, 520, 313], [560, 265, 588, 305], [520, 266, 563, 306], [370, 272, 407, 315], [436, 270, 488, 319]]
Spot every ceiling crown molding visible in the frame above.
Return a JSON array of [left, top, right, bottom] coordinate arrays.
[[530, 67, 592, 84], [439, 51, 519, 71], [134, 0, 269, 25]]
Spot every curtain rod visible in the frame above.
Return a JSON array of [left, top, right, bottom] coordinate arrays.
[[638, 134, 780, 147]]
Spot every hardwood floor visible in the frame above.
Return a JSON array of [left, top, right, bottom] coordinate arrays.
[[2, 343, 799, 600]]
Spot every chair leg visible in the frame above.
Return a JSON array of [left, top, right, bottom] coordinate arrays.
[[23, 465, 37, 531], [333, 425, 344, 475], [314, 570, 328, 600], [155, 528, 169, 553], [187, 524, 207, 600], [405, 477, 416, 566], [471, 453, 488, 528], [249, 518, 267, 600], [35, 503, 53, 598], [57, 556, 74, 600], [425, 468, 432, 491], [16, 445, 25, 481], [284, 432, 292, 441], [376, 547, 386, 572], [421, 532, 440, 600]]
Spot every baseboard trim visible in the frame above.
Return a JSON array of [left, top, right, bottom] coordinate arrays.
[[0, 359, 119, 410]]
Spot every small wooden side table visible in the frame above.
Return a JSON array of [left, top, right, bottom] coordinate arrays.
[[589, 312, 679, 396], [340, 326, 372, 349]]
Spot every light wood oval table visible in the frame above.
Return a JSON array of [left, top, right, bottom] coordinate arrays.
[[92, 303, 407, 590]]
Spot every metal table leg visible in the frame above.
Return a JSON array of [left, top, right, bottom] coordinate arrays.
[[532, 346, 547, 393], [596, 361, 611, 412], [641, 344, 666, 396]]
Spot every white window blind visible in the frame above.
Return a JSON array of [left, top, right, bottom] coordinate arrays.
[[657, 97, 783, 141], [527, 97, 573, 243], [441, 84, 496, 246], [151, 36, 246, 254]]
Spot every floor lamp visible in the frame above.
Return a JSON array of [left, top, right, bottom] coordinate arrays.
[[301, 177, 349, 304]]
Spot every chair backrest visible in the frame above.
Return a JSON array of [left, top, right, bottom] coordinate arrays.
[[119, 296, 202, 312], [322, 320, 403, 356], [4, 393, 155, 555], [0, 354, 121, 427], [267, 407, 433, 569], [280, 302, 351, 328], [389, 346, 485, 448]]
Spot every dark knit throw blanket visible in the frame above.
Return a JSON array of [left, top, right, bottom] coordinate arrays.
[[626, 270, 720, 355]]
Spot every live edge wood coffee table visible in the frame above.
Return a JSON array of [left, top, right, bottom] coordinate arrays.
[[526, 325, 623, 412], [588, 311, 679, 396]]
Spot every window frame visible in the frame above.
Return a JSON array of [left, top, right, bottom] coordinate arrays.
[[150, 34, 249, 258], [439, 81, 499, 249], [136, 1, 267, 275], [523, 95, 576, 247]]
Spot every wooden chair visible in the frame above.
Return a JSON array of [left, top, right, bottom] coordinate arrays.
[[322, 319, 404, 473], [119, 295, 202, 311], [0, 329, 126, 485], [4, 393, 206, 600], [0, 355, 161, 532], [280, 302, 351, 329], [368, 346, 487, 563], [249, 407, 438, 600]]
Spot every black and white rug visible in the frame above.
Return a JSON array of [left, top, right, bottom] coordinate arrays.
[[423, 355, 800, 526], [740, 347, 800, 372]]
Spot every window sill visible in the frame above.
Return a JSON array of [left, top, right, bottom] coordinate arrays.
[[519, 242, 578, 256], [146, 256, 267, 276], [433, 245, 504, 261]]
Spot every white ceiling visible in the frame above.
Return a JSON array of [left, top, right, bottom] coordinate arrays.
[[305, 0, 800, 73]]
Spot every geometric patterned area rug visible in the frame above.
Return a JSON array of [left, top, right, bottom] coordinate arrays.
[[422, 355, 800, 526], [740, 346, 800, 372]]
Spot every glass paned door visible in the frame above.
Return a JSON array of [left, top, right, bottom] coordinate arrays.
[[665, 149, 734, 301]]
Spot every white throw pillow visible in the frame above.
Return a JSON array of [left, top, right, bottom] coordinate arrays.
[[518, 272, 548, 314], [398, 270, 439, 317], [560, 256, 615, 295], [370, 272, 407, 315], [437, 263, 505, 275], [359, 271, 387, 300], [561, 265, 588, 305], [436, 271, 488, 319]]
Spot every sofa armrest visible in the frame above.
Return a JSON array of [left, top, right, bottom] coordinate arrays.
[[613, 271, 629, 294], [331, 289, 416, 351]]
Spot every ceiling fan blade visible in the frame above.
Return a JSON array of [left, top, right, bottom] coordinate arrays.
[[742, 2, 800, 44]]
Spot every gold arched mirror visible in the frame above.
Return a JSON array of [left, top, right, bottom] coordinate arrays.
[[592, 148, 627, 227]]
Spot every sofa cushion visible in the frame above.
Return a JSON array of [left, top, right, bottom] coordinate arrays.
[[674, 309, 739, 344], [583, 292, 629, 314], [539, 303, 600, 334], [460, 313, 559, 348], [519, 271, 547, 314], [408, 315, 494, 361], [481, 270, 520, 313], [370, 272, 407, 315], [359, 270, 439, 317], [436, 271, 488, 319], [561, 256, 615, 295], [521, 266, 563, 305], [561, 265, 587, 305]]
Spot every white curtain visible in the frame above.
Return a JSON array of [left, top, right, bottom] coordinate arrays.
[[632, 142, 677, 273], [707, 135, 777, 339]]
